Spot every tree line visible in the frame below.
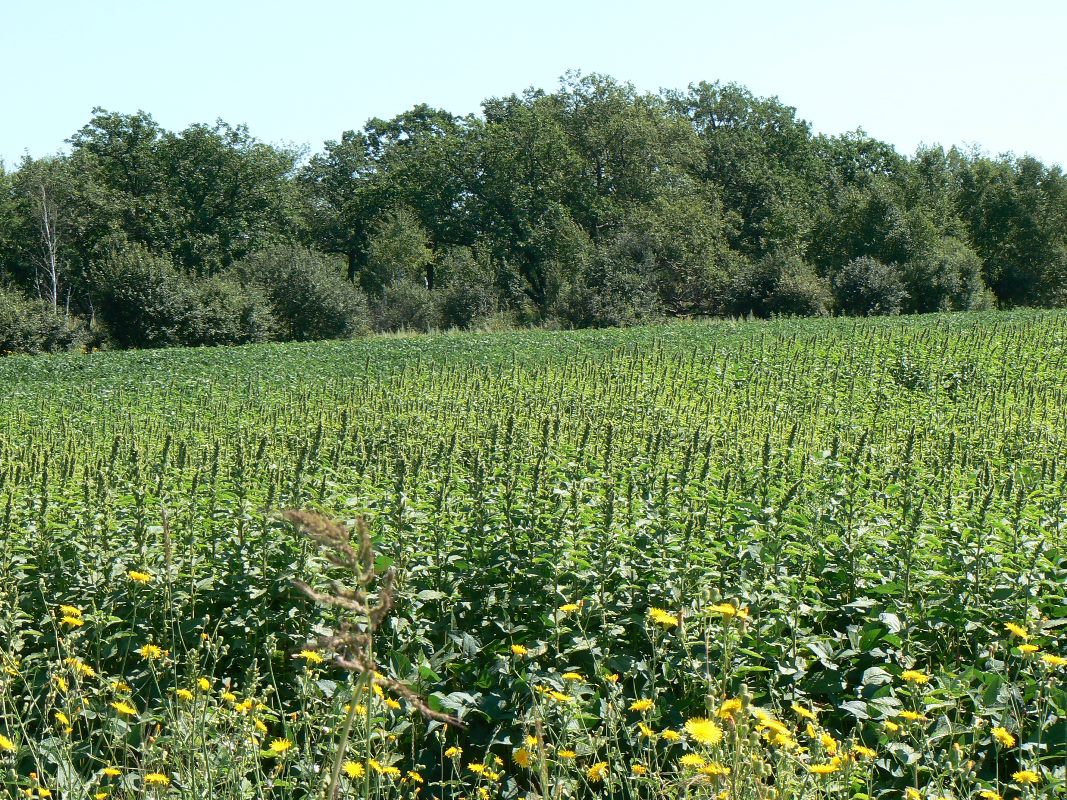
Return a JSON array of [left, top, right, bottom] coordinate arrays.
[[2, 72, 1065, 354]]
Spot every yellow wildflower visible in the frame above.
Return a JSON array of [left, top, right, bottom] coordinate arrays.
[[899, 710, 925, 721], [65, 658, 96, 679], [1040, 654, 1067, 668], [297, 650, 323, 664], [0, 734, 16, 752], [631, 764, 647, 775], [717, 698, 742, 719], [561, 671, 583, 681], [648, 607, 679, 628], [979, 791, 1001, 800], [708, 603, 737, 618], [144, 773, 169, 786], [792, 703, 817, 720], [102, 768, 120, 777], [1004, 622, 1029, 639], [884, 720, 900, 732], [174, 688, 193, 702], [558, 603, 581, 613], [111, 700, 137, 716], [629, 699, 654, 712], [58, 605, 82, 618], [514, 748, 532, 768], [197, 677, 211, 691], [809, 763, 839, 775], [138, 644, 164, 660], [685, 717, 724, 746], [127, 570, 152, 584], [702, 762, 730, 776], [1018, 644, 1039, 654], [1012, 770, 1039, 785], [905, 788, 922, 800], [60, 616, 84, 628], [343, 760, 365, 778], [510, 644, 528, 656], [991, 727, 1015, 748], [852, 745, 876, 758], [444, 746, 462, 758], [586, 762, 608, 783], [680, 753, 707, 768], [605, 673, 620, 683], [900, 670, 929, 684], [268, 738, 293, 755], [661, 730, 681, 742], [638, 722, 656, 738]]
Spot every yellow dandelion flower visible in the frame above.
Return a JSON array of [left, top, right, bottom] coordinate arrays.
[[899, 710, 926, 722], [510, 643, 528, 656], [405, 771, 423, 783], [254, 718, 268, 733], [900, 670, 929, 684], [648, 607, 679, 628], [685, 717, 724, 746], [680, 753, 707, 768], [144, 773, 169, 786], [791, 703, 817, 720], [1017, 644, 1039, 654], [605, 672, 620, 683], [991, 727, 1015, 748], [60, 616, 84, 628], [174, 688, 193, 702], [297, 650, 324, 665], [820, 733, 839, 754], [809, 763, 839, 775], [629, 699, 654, 712], [197, 677, 211, 691], [708, 603, 737, 618], [852, 745, 876, 758], [549, 691, 572, 703], [0, 734, 16, 752], [467, 763, 487, 774], [979, 791, 1001, 800], [717, 698, 742, 719], [64, 658, 96, 679], [631, 764, 647, 775], [586, 762, 608, 783], [343, 760, 365, 778], [1004, 622, 1029, 639], [905, 788, 922, 800], [111, 701, 137, 716], [138, 644, 164, 660], [559, 603, 581, 613], [127, 570, 152, 584], [514, 748, 532, 768], [1040, 653, 1067, 668], [268, 738, 293, 755], [384, 698, 401, 710], [1012, 770, 1039, 785], [53, 676, 69, 693], [638, 722, 656, 738], [661, 730, 682, 742], [884, 720, 900, 732], [702, 762, 730, 776], [54, 711, 70, 727], [221, 691, 237, 703], [102, 768, 120, 777], [444, 746, 462, 758], [58, 605, 82, 618], [558, 749, 577, 759], [561, 672, 583, 681]]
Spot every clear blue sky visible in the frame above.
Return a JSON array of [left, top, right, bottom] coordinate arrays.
[[2, 0, 1064, 168]]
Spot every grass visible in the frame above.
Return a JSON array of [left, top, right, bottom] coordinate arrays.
[[0, 310, 1065, 798]]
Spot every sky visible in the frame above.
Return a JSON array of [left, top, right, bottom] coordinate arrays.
[[2, 0, 1065, 168]]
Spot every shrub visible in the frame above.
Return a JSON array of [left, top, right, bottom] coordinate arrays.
[[727, 252, 831, 317], [435, 247, 498, 329], [373, 279, 437, 333], [552, 250, 662, 329], [833, 255, 908, 316], [902, 237, 990, 313], [187, 278, 278, 346], [94, 245, 199, 349], [239, 246, 369, 341], [0, 286, 88, 354]]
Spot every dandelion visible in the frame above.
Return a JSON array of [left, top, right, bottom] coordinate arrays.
[[1004, 622, 1029, 639], [809, 763, 839, 775], [680, 753, 707, 768], [111, 700, 137, 716], [297, 650, 324, 665], [586, 762, 608, 783], [174, 688, 193, 702], [549, 690, 572, 703], [58, 605, 82, 618], [254, 719, 267, 733], [0, 734, 15, 752], [65, 658, 96, 678], [60, 616, 84, 628], [708, 603, 737, 618], [791, 703, 817, 720], [820, 733, 839, 754], [660, 730, 681, 742], [1012, 770, 1039, 785], [979, 791, 1001, 800], [605, 673, 619, 683], [906, 788, 922, 800], [514, 748, 532, 768], [127, 570, 152, 584], [631, 764, 647, 775], [991, 727, 1015, 748], [343, 760, 365, 778], [221, 691, 237, 703], [558, 749, 576, 759], [884, 720, 900, 732], [1017, 644, 1039, 654], [138, 644, 164, 660], [852, 745, 876, 758], [648, 607, 679, 628], [144, 773, 170, 787], [510, 644, 528, 656], [629, 698, 654, 712], [53, 676, 68, 693], [384, 698, 401, 710], [561, 671, 583, 681], [702, 763, 730, 777], [268, 738, 293, 755], [444, 746, 462, 758], [197, 677, 211, 691], [54, 711, 70, 727], [899, 710, 926, 722], [685, 717, 724, 746], [558, 603, 581, 613], [1041, 654, 1067, 668], [900, 670, 929, 684], [638, 722, 656, 738], [717, 698, 742, 719], [102, 768, 120, 777], [405, 771, 423, 784]]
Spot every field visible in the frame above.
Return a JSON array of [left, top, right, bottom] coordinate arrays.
[[1, 311, 1066, 799]]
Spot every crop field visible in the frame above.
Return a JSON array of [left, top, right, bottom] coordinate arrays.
[[1, 311, 1066, 800]]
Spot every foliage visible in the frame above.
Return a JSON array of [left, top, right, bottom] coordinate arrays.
[[0, 285, 87, 354], [0, 312, 1066, 797], [833, 255, 909, 316]]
